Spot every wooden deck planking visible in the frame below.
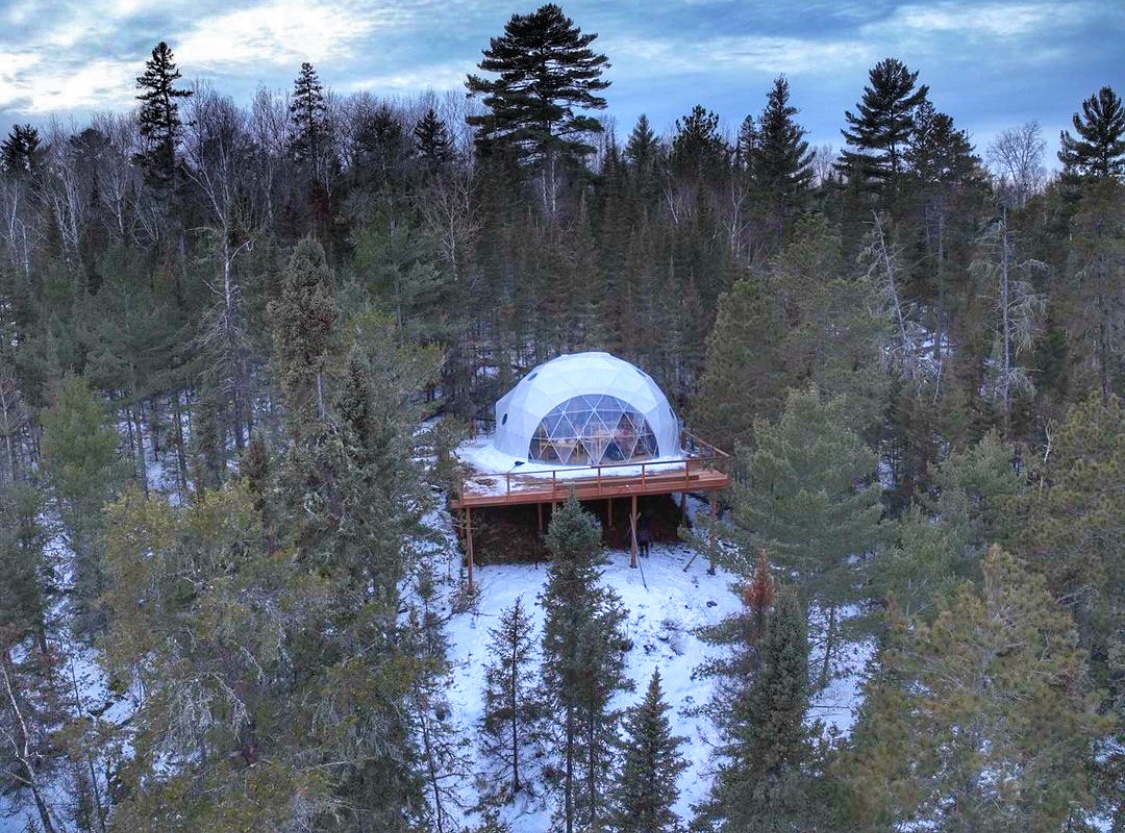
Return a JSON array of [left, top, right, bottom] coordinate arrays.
[[450, 466, 730, 509]]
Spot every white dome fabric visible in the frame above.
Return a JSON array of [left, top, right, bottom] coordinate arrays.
[[492, 352, 680, 465]]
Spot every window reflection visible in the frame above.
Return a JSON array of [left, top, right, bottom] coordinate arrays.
[[528, 395, 659, 465]]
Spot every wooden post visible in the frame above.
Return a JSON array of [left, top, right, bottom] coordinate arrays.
[[708, 497, 718, 575], [679, 491, 687, 519], [537, 501, 544, 533], [630, 494, 638, 569], [465, 507, 475, 592], [607, 497, 613, 529]]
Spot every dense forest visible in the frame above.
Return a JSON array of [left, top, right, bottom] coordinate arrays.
[[1, 3, 1123, 831]]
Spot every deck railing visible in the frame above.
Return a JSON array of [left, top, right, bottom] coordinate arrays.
[[454, 429, 730, 504]]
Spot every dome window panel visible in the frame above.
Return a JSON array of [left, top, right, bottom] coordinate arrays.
[[492, 352, 681, 465]]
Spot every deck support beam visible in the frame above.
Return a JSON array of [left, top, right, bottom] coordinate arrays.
[[708, 498, 718, 575], [537, 502, 544, 533], [607, 497, 613, 529], [465, 507, 475, 592], [630, 494, 638, 569]]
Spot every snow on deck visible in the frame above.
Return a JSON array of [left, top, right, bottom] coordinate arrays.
[[456, 434, 689, 478]]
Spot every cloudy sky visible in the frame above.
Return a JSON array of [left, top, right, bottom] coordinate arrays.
[[0, 0, 1121, 158]]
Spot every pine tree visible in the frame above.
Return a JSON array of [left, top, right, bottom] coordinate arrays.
[[624, 114, 660, 173], [134, 41, 192, 185], [1058, 86, 1125, 178], [692, 277, 789, 452], [906, 101, 978, 187], [732, 387, 882, 687], [755, 75, 813, 235], [540, 496, 630, 833], [1, 124, 40, 175], [608, 671, 687, 833], [413, 108, 455, 171], [1016, 394, 1125, 718], [706, 586, 815, 832], [1063, 178, 1125, 401], [845, 548, 1106, 831], [268, 237, 340, 432], [39, 376, 127, 634], [838, 58, 929, 193], [481, 596, 541, 798], [669, 105, 727, 180], [466, 3, 609, 213], [289, 62, 329, 165]]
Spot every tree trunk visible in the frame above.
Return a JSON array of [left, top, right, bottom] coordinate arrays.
[[820, 601, 837, 690], [1, 651, 59, 833]]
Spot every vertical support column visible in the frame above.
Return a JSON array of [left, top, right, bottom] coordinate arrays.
[[679, 491, 687, 519], [708, 496, 718, 575], [630, 494, 639, 569], [537, 501, 544, 533], [465, 507, 475, 593], [607, 497, 613, 529]]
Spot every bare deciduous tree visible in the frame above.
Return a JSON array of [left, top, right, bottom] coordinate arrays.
[[986, 121, 1046, 208]]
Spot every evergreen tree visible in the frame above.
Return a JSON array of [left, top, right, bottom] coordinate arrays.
[[906, 101, 978, 187], [0, 483, 45, 649], [268, 237, 340, 432], [845, 548, 1105, 831], [755, 76, 813, 233], [466, 3, 609, 213], [39, 376, 127, 634], [704, 586, 817, 832], [413, 108, 455, 171], [624, 114, 660, 173], [1058, 85, 1125, 178], [608, 671, 687, 833], [289, 62, 329, 165], [1063, 178, 1125, 401], [1016, 394, 1125, 718], [1, 124, 40, 175], [481, 596, 541, 798], [732, 387, 882, 687], [669, 105, 727, 180], [838, 58, 929, 193], [540, 496, 630, 833], [692, 278, 788, 453], [134, 41, 192, 184]]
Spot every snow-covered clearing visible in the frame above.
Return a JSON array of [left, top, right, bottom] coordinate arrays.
[[429, 504, 874, 832]]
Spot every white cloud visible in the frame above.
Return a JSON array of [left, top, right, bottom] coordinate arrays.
[[865, 1, 1096, 45], [0, 54, 136, 113], [174, 0, 390, 70], [346, 63, 469, 94], [607, 33, 873, 78]]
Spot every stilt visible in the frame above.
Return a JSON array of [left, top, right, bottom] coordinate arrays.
[[607, 497, 613, 529], [537, 501, 544, 533], [465, 507, 475, 592], [708, 497, 718, 575], [630, 494, 638, 569], [679, 491, 687, 519]]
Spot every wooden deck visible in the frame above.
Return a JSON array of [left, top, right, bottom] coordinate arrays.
[[450, 432, 731, 510]]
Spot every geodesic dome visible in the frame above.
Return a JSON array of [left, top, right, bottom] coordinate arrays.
[[492, 353, 680, 466]]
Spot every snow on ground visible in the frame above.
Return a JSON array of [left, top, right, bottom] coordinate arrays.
[[1, 512, 136, 833], [433, 502, 874, 832]]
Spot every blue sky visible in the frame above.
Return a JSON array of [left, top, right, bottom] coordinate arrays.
[[0, 0, 1121, 159]]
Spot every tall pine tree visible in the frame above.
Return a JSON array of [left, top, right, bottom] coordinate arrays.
[[838, 58, 929, 194], [1058, 86, 1125, 179], [466, 3, 609, 214], [134, 41, 192, 185], [540, 496, 630, 833], [608, 671, 687, 833]]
